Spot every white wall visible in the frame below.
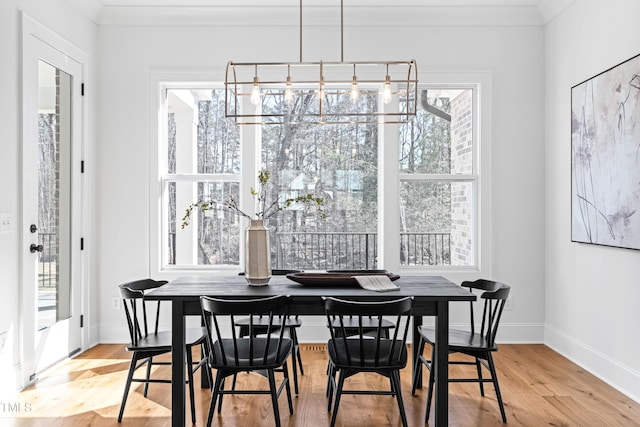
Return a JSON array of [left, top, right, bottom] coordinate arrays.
[[545, 0, 640, 402], [96, 20, 546, 342], [0, 0, 97, 392]]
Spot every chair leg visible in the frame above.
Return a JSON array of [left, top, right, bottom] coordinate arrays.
[[282, 361, 294, 414], [143, 356, 153, 397], [292, 328, 304, 375], [186, 345, 197, 425], [326, 362, 337, 410], [217, 377, 226, 414], [289, 330, 300, 395], [411, 335, 425, 395], [476, 356, 485, 396], [206, 373, 223, 427], [425, 347, 436, 423], [200, 342, 212, 389], [117, 353, 139, 423], [329, 371, 346, 427], [231, 373, 238, 390], [391, 369, 408, 427], [325, 359, 334, 398], [487, 353, 507, 423], [267, 369, 282, 427]]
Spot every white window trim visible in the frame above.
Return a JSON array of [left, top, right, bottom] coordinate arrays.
[[390, 72, 492, 281], [149, 71, 234, 280]]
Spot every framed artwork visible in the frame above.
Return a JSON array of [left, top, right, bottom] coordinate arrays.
[[571, 52, 640, 249]]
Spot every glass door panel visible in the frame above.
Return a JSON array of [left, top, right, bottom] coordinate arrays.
[[37, 60, 72, 330]]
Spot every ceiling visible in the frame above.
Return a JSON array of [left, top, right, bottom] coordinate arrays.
[[64, 0, 574, 26]]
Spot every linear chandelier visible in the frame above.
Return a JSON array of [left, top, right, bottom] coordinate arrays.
[[224, 0, 418, 125]]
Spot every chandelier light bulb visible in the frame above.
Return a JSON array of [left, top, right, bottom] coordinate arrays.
[[383, 75, 392, 104], [285, 76, 294, 105], [251, 76, 261, 106], [351, 75, 359, 102]]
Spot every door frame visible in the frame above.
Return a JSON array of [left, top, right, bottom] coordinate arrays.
[[20, 13, 90, 387]]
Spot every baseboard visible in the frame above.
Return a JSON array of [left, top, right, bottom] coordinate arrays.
[[495, 322, 545, 343], [87, 325, 100, 349], [99, 324, 129, 344], [294, 320, 544, 344], [545, 325, 640, 403], [99, 318, 545, 345], [99, 315, 207, 343]]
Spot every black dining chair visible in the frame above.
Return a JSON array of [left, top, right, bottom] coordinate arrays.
[[324, 313, 396, 397], [411, 279, 511, 423], [234, 270, 304, 394], [235, 314, 304, 394], [324, 296, 414, 427], [200, 294, 294, 427], [324, 271, 398, 339], [117, 279, 209, 424]]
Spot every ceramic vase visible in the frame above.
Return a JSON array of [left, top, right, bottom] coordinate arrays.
[[245, 219, 272, 285]]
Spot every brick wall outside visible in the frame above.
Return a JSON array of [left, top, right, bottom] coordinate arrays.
[[450, 90, 473, 266]]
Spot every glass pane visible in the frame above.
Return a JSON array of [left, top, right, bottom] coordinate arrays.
[[37, 60, 72, 329], [168, 181, 240, 266], [399, 88, 473, 174], [399, 181, 474, 266], [259, 88, 379, 125], [167, 88, 240, 175], [262, 90, 378, 270], [166, 88, 241, 268]]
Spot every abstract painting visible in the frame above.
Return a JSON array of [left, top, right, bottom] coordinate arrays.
[[572, 53, 640, 249]]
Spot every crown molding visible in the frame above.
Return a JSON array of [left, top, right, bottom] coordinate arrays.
[[63, 0, 104, 24], [62, 0, 578, 27], [538, 0, 575, 24], [97, 5, 544, 26]]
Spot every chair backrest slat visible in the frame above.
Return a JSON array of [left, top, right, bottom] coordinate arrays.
[[324, 297, 414, 367], [118, 279, 168, 347], [461, 279, 511, 347], [200, 295, 291, 368]]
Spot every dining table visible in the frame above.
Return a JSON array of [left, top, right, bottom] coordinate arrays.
[[144, 274, 475, 427]]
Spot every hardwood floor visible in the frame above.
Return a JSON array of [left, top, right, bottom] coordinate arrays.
[[4, 344, 640, 426]]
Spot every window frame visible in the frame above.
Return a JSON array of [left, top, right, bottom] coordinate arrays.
[[397, 83, 480, 273], [150, 71, 491, 279]]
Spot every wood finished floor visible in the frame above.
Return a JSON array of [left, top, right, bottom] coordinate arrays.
[[3, 344, 640, 426]]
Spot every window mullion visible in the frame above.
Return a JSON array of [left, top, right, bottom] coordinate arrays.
[[164, 173, 241, 182], [399, 173, 478, 182], [380, 97, 401, 272]]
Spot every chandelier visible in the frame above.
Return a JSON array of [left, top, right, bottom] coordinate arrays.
[[224, 0, 418, 125]]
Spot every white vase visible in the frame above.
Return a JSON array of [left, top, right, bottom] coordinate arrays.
[[245, 219, 272, 286]]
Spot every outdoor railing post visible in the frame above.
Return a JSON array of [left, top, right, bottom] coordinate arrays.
[[365, 233, 369, 270]]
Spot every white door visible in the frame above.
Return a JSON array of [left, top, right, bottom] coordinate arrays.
[[21, 16, 85, 383]]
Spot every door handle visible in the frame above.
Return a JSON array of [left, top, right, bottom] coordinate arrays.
[[30, 244, 44, 253]]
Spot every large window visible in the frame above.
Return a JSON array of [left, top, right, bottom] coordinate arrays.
[[158, 81, 479, 272], [399, 88, 476, 267], [163, 88, 241, 267], [261, 89, 378, 270]]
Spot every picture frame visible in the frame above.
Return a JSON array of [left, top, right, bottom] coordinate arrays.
[[571, 52, 640, 250]]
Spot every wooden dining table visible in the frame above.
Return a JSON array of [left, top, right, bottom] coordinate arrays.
[[144, 274, 474, 427]]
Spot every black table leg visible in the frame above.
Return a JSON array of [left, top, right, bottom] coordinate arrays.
[[413, 315, 423, 388], [171, 300, 186, 427], [200, 315, 211, 389], [434, 301, 449, 426]]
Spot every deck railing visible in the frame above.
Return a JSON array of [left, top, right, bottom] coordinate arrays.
[[38, 232, 57, 288], [167, 231, 451, 269], [274, 232, 378, 270], [400, 232, 451, 266]]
